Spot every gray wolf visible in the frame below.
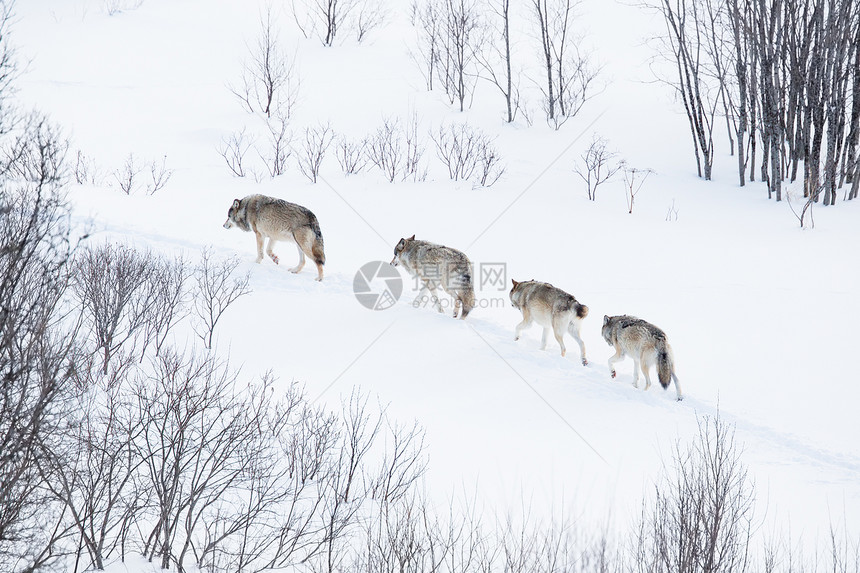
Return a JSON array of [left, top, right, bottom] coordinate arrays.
[[601, 315, 683, 400], [390, 235, 475, 319], [509, 279, 589, 365], [223, 194, 325, 281]]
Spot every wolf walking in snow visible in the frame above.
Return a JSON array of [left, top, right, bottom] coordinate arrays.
[[390, 235, 475, 319], [223, 194, 326, 281], [509, 279, 589, 365], [601, 315, 683, 400]]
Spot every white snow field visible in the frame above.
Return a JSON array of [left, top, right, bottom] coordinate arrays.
[[12, 0, 860, 567]]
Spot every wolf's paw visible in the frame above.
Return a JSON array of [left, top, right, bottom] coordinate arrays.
[[581, 358, 588, 366], [315, 276, 323, 282], [288, 267, 301, 274], [560, 349, 566, 357], [270, 255, 279, 265], [676, 395, 684, 402], [610, 370, 616, 379]]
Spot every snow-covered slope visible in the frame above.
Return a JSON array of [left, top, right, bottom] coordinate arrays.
[[13, 0, 860, 547]]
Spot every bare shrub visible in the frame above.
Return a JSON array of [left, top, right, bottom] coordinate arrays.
[[402, 110, 427, 182], [622, 165, 653, 214], [73, 242, 159, 374], [431, 123, 505, 186], [336, 135, 369, 175], [111, 152, 141, 195], [73, 149, 101, 185], [231, 7, 299, 119], [39, 371, 144, 571], [366, 117, 405, 183], [145, 154, 173, 195], [1, 113, 70, 185], [575, 135, 623, 200], [296, 122, 335, 183], [218, 127, 256, 178], [633, 413, 754, 573], [137, 253, 190, 359], [192, 247, 251, 350], [259, 113, 293, 178]]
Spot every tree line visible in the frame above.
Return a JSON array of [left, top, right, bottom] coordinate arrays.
[[655, 0, 860, 214]]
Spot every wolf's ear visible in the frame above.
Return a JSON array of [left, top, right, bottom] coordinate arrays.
[[603, 315, 610, 325], [408, 234, 415, 240], [511, 279, 518, 287], [231, 199, 241, 209]]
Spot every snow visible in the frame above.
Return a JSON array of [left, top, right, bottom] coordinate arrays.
[[12, 0, 860, 559]]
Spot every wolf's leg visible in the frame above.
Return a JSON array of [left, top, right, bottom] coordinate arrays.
[[266, 239, 279, 264], [254, 232, 265, 263], [514, 309, 532, 341], [452, 297, 462, 318], [567, 321, 587, 365], [607, 347, 623, 379], [428, 285, 444, 313], [551, 316, 567, 357], [631, 357, 641, 388], [539, 327, 552, 350], [640, 353, 654, 390], [413, 282, 430, 308], [672, 373, 683, 401], [514, 318, 531, 341], [289, 243, 306, 274]]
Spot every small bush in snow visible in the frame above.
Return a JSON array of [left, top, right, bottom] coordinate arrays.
[[336, 135, 370, 175], [296, 122, 335, 183], [431, 122, 504, 187], [574, 134, 623, 201]]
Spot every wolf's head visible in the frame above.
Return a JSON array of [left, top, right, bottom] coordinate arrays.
[[601, 315, 615, 345], [390, 234, 415, 266], [223, 198, 244, 231], [509, 278, 522, 309]]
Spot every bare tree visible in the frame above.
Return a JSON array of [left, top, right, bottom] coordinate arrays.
[[0, 180, 79, 573], [296, 122, 335, 183], [231, 7, 299, 119], [653, 0, 719, 180], [110, 152, 141, 195], [192, 247, 251, 350], [532, 0, 599, 129], [293, 0, 388, 45], [574, 134, 623, 200], [476, 0, 523, 123]]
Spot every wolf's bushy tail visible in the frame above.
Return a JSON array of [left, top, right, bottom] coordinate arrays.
[[309, 217, 325, 266], [656, 340, 672, 389], [575, 302, 589, 319], [458, 271, 476, 319]]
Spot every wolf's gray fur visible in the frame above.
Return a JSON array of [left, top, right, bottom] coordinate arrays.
[[223, 194, 326, 281], [390, 235, 475, 319], [509, 279, 589, 365], [601, 315, 683, 400]]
